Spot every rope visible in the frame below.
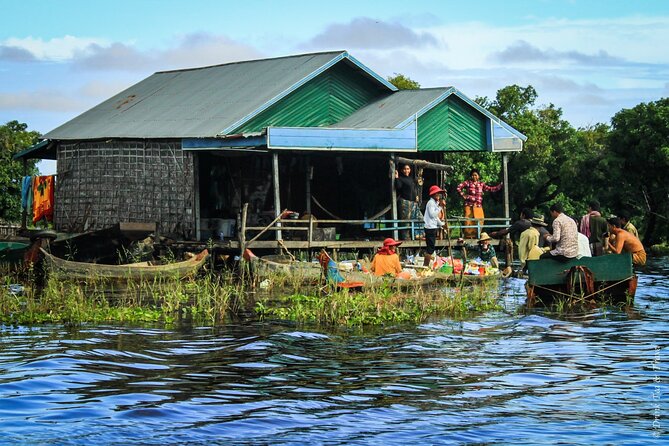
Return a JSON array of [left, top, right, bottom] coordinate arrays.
[[532, 276, 634, 301], [311, 195, 391, 221]]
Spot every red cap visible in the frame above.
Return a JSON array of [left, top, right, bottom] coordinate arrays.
[[383, 238, 402, 247], [428, 185, 445, 196]]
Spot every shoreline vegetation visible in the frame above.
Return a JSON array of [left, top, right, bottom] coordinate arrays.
[[0, 263, 504, 327]]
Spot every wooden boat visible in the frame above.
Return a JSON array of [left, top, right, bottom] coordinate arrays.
[[40, 248, 208, 280], [0, 241, 29, 265], [245, 251, 323, 284], [433, 271, 502, 285], [525, 252, 637, 306]]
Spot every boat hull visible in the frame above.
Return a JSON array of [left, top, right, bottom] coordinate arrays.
[[525, 253, 637, 306], [40, 248, 208, 281]]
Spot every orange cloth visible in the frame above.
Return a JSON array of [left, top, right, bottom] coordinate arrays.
[[32, 175, 55, 224], [609, 228, 646, 266], [371, 253, 402, 277], [632, 251, 647, 266], [463, 205, 485, 238]]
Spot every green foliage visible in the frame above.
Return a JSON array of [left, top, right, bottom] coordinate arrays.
[[387, 73, 420, 90], [607, 98, 669, 245], [0, 121, 40, 222]]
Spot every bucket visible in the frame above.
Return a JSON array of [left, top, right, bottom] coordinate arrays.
[[439, 264, 453, 274]]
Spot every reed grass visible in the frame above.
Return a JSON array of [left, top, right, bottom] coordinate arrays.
[[255, 281, 502, 326]]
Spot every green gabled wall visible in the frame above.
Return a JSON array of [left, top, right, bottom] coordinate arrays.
[[417, 96, 488, 152], [232, 61, 384, 134]]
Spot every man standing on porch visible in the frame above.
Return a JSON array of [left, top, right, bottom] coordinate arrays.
[[423, 185, 446, 267], [456, 168, 503, 239]]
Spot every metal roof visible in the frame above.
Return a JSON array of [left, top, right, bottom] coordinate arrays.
[[332, 87, 527, 142], [330, 88, 450, 129], [43, 51, 396, 140]]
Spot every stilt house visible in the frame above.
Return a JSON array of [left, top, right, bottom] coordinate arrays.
[[16, 51, 526, 250]]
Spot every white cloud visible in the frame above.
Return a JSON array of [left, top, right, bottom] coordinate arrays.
[[72, 33, 262, 72], [300, 17, 441, 50], [2, 35, 110, 61]]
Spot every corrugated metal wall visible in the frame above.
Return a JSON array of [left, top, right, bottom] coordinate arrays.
[[417, 96, 488, 151], [233, 62, 383, 133]]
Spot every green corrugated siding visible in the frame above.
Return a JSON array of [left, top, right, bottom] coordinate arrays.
[[233, 62, 382, 133], [417, 96, 488, 151]]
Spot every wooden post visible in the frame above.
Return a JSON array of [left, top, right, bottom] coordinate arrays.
[[21, 158, 27, 230], [390, 154, 398, 240], [502, 153, 510, 222], [193, 153, 201, 241], [239, 202, 248, 257], [272, 152, 282, 240], [305, 156, 312, 214]]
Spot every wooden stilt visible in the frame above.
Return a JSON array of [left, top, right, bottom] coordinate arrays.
[[390, 154, 398, 240], [272, 152, 282, 241]]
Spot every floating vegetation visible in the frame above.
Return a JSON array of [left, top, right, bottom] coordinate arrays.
[[254, 281, 503, 326], [1, 259, 506, 327]]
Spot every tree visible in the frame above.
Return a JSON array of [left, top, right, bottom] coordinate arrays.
[[387, 73, 420, 90], [608, 98, 669, 245], [0, 121, 40, 222]]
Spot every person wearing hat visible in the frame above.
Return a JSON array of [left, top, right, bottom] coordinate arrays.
[[456, 168, 503, 238], [423, 185, 446, 267], [518, 215, 549, 272], [371, 238, 403, 277], [477, 232, 499, 268]]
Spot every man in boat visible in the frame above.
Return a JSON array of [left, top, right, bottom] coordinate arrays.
[[423, 185, 446, 267], [540, 202, 579, 261], [617, 210, 639, 238], [456, 168, 503, 239], [477, 232, 499, 268], [580, 200, 608, 256], [371, 238, 403, 277], [518, 215, 549, 273], [490, 207, 533, 243], [606, 217, 646, 266], [394, 164, 424, 240]]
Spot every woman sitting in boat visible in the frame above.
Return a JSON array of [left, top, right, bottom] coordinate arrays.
[[606, 217, 646, 266], [371, 238, 407, 278], [477, 232, 499, 268]]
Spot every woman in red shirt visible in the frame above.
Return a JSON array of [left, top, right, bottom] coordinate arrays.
[[456, 169, 502, 239]]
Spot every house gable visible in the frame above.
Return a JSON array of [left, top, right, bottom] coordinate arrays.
[[232, 60, 388, 134], [417, 95, 488, 152]]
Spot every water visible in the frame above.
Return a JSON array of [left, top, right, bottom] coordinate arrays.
[[1, 259, 668, 445]]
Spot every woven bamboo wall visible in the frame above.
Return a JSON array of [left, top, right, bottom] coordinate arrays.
[[55, 140, 195, 238]]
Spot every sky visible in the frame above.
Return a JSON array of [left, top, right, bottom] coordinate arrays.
[[2, 0, 668, 174]]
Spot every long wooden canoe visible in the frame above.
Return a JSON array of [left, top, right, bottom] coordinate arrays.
[[40, 248, 208, 280], [525, 253, 637, 306]]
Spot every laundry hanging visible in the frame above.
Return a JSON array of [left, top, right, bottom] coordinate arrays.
[[32, 175, 55, 223]]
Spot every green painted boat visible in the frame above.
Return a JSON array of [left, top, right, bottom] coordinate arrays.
[[0, 241, 29, 265], [525, 253, 637, 306]]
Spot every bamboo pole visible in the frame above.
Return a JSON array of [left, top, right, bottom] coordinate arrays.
[[245, 209, 288, 248], [396, 156, 453, 173], [272, 152, 282, 241], [239, 202, 248, 258]]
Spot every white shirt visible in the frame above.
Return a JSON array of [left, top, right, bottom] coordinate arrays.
[[577, 232, 592, 258], [424, 198, 444, 230]]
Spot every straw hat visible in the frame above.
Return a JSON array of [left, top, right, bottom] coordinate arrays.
[[383, 237, 402, 247], [530, 215, 548, 226], [428, 185, 445, 196], [478, 232, 492, 242]]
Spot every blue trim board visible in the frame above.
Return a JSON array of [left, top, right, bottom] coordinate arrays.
[[267, 121, 417, 152]]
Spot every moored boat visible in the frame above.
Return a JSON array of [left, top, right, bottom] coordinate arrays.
[[0, 241, 30, 265], [40, 248, 209, 280], [525, 252, 637, 306]]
